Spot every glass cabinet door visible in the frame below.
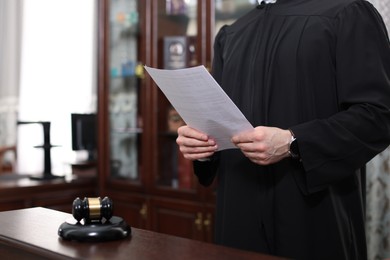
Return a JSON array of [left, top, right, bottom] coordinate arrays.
[[155, 0, 198, 191], [108, 0, 142, 181]]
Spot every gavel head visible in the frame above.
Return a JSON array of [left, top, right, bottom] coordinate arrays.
[[72, 197, 113, 222]]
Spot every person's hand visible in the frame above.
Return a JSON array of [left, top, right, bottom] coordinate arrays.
[[176, 126, 218, 161], [231, 126, 292, 165]]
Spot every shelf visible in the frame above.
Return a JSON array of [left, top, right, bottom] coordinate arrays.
[[111, 127, 143, 134]]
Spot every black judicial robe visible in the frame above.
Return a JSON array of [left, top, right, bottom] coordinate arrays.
[[193, 0, 390, 259]]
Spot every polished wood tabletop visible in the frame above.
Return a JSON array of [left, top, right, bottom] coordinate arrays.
[[0, 207, 286, 260]]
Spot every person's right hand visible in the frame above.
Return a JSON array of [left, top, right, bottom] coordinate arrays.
[[176, 126, 218, 161]]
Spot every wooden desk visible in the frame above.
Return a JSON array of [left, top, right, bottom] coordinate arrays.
[[0, 207, 286, 260]]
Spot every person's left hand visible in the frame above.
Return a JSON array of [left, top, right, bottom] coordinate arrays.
[[231, 126, 292, 165]]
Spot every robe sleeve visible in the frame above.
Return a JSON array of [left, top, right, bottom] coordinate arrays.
[[193, 153, 220, 186], [290, 0, 390, 193], [192, 26, 228, 186]]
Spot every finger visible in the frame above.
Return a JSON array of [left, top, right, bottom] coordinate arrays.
[[178, 126, 209, 141], [246, 152, 269, 161], [243, 152, 271, 166], [182, 151, 216, 161], [177, 136, 216, 147], [231, 131, 254, 144], [180, 144, 218, 154], [235, 142, 265, 153], [235, 142, 253, 152], [179, 142, 217, 159]]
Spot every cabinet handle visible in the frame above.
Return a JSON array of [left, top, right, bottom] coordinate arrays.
[[203, 213, 212, 231], [194, 212, 203, 231], [135, 63, 145, 79], [140, 203, 147, 219]]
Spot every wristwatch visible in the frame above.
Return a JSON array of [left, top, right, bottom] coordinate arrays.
[[288, 131, 300, 159]]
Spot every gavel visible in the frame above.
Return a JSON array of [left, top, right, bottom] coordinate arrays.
[[72, 197, 113, 222]]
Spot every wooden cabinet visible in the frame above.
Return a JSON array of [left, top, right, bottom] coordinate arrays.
[[97, 0, 255, 242], [150, 197, 214, 242], [105, 189, 148, 229]]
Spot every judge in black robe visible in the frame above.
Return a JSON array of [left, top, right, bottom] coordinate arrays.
[[176, 0, 390, 259]]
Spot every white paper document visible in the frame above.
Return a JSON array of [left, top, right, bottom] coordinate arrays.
[[144, 65, 254, 151]]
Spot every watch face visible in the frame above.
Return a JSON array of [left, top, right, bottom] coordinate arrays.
[[290, 139, 300, 158]]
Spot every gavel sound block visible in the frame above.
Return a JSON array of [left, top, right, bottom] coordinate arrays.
[[58, 197, 131, 242]]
